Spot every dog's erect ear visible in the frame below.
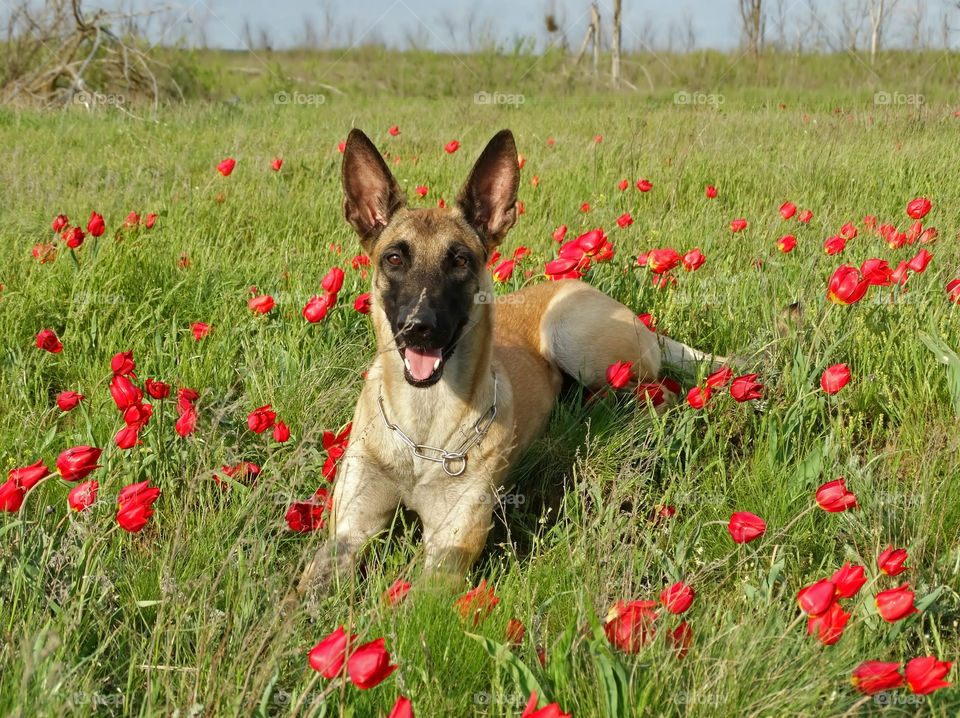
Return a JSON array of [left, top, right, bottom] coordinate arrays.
[[456, 129, 519, 251], [341, 129, 406, 252]]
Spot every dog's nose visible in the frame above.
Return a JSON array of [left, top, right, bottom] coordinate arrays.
[[397, 309, 437, 341]]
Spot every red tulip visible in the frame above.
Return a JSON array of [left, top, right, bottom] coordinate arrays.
[[354, 293, 372, 314], [594, 134, 602, 143], [384, 578, 411, 606], [322, 267, 345, 293], [730, 374, 763, 402], [337, 141, 346, 153], [110, 375, 142, 410], [905, 656, 952, 695], [779, 202, 797, 219], [415, 185, 427, 197], [87, 211, 105, 237], [636, 179, 652, 192], [68, 480, 98, 511], [840, 222, 858, 239], [269, 157, 282, 171], [388, 125, 400, 136], [123, 402, 152, 429], [303, 293, 333, 323], [905, 220, 922, 243], [823, 235, 846, 255], [660, 582, 695, 615], [906, 197, 931, 219], [806, 601, 850, 645], [728, 511, 766, 543], [248, 405, 276, 433], [552, 225, 567, 242], [506, 618, 525, 645], [618, 179, 629, 191], [56, 445, 102, 482], [248, 294, 275, 314], [52, 214, 69, 232], [123, 212, 140, 227], [285, 500, 325, 532], [444, 140, 459, 153], [545, 256, 585, 280], [521, 691, 571, 718], [604, 600, 657, 652], [890, 260, 910, 285], [0, 479, 24, 512], [827, 265, 869, 304], [57, 391, 84, 411], [175, 407, 198, 436], [145, 378, 170, 399], [272, 421, 290, 443], [323, 424, 351, 457], [580, 202, 590, 212], [907, 248, 932, 273], [777, 235, 797, 253], [605, 360, 633, 389], [797, 209, 813, 223], [875, 584, 918, 622], [815, 477, 858, 512], [513, 246, 530, 261], [860, 258, 892, 286], [667, 621, 692, 658], [705, 185, 717, 198], [36, 329, 63, 353], [797, 579, 836, 616], [111, 351, 136, 377], [517, 153, 525, 169], [114, 425, 140, 450], [33, 243, 56, 262], [9, 460, 51, 490], [646, 248, 680, 274], [346, 638, 398, 689], [116, 480, 160, 532], [191, 322, 211, 340], [705, 366, 733, 389], [830, 562, 867, 598], [492, 259, 516, 282], [681, 248, 705, 271], [455, 579, 500, 626], [387, 696, 413, 718], [851, 661, 904, 695], [877, 545, 909, 576], [309, 626, 356, 678], [144, 213, 157, 228], [217, 158, 236, 176], [635, 382, 667, 407], [686, 386, 711, 409], [918, 226, 938, 243], [64, 226, 85, 248], [730, 218, 747, 232], [820, 364, 850, 394], [948, 278, 960, 303], [616, 212, 633, 228]]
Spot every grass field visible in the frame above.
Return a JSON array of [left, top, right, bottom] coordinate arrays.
[[2, 48, 960, 717]]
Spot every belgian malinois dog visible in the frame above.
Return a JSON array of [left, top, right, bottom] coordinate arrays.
[[298, 128, 717, 597]]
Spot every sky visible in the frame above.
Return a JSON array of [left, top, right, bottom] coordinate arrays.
[[34, 1, 960, 52]]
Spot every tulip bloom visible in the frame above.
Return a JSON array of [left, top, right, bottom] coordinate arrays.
[[191, 322, 211, 340], [618, 179, 629, 191], [827, 265, 869, 305], [248, 294, 275, 314], [506, 618, 525, 644], [248, 405, 276, 433], [521, 691, 571, 718], [0, 479, 25, 512], [604, 600, 657, 653], [285, 500, 324, 532], [269, 157, 282, 171], [823, 235, 846, 255], [830, 562, 867, 598], [111, 351, 136, 377], [492, 259, 516, 282], [877, 545, 909, 576], [636, 179, 652, 192], [455, 579, 500, 626], [9, 461, 51, 490], [807, 601, 850, 645], [551, 225, 568, 244], [605, 361, 633, 389], [110, 375, 142, 410], [705, 185, 717, 198], [820, 364, 850, 394], [905, 656, 952, 695], [686, 386, 711, 409], [616, 212, 633, 228], [116, 480, 160, 532], [918, 226, 937, 243], [384, 578, 411, 606], [730, 218, 747, 232], [56, 445, 102, 482], [57, 391, 84, 411], [681, 248, 705, 271], [354, 293, 372, 314], [36, 329, 63, 353], [777, 235, 797, 253], [797, 209, 812, 223], [346, 638, 398, 689], [779, 202, 797, 219], [87, 211, 105, 237], [175, 407, 198, 437], [907, 248, 932, 273], [875, 584, 918, 622], [414, 185, 427, 197], [115, 426, 140, 450], [728, 511, 766, 543], [322, 267, 345, 294], [840, 222, 858, 239], [388, 125, 399, 136], [388, 697, 413, 718], [309, 626, 356, 678], [303, 294, 332, 323], [52, 214, 69, 232], [815, 477, 857, 512], [730, 374, 763, 402], [705, 366, 732, 388], [797, 579, 836, 616], [851, 661, 904, 695], [68, 480, 98, 511], [444, 140, 459, 153], [273, 421, 290, 443], [906, 197, 931, 219], [145, 378, 170, 399], [144, 213, 157, 228], [660, 582, 695, 615], [948, 279, 960, 303], [666, 621, 692, 658], [646, 248, 680, 274], [217, 158, 236, 176], [860, 258, 892, 286]]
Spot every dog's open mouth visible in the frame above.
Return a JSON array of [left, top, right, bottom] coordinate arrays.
[[398, 338, 460, 387]]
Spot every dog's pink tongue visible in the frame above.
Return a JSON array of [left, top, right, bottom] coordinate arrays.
[[404, 347, 442, 381]]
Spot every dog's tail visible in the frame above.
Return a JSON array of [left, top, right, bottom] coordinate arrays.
[[536, 280, 724, 391]]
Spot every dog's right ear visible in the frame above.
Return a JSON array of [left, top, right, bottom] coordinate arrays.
[[341, 129, 406, 252]]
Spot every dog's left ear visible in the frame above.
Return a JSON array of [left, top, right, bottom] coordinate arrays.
[[456, 129, 520, 251]]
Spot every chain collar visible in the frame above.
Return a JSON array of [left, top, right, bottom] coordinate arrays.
[[377, 373, 498, 476]]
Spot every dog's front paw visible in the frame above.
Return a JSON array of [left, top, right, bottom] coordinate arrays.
[[297, 550, 335, 601]]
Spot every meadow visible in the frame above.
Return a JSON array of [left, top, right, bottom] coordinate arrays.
[[1, 48, 959, 717]]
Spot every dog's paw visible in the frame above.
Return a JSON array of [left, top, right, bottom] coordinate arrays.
[[297, 550, 336, 602]]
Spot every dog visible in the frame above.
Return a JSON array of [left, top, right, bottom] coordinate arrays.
[[297, 128, 718, 597]]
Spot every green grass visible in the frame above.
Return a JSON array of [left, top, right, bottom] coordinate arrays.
[[1, 49, 959, 717]]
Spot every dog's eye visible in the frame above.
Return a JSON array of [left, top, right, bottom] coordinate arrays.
[[453, 255, 468, 268], [386, 253, 403, 267]]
